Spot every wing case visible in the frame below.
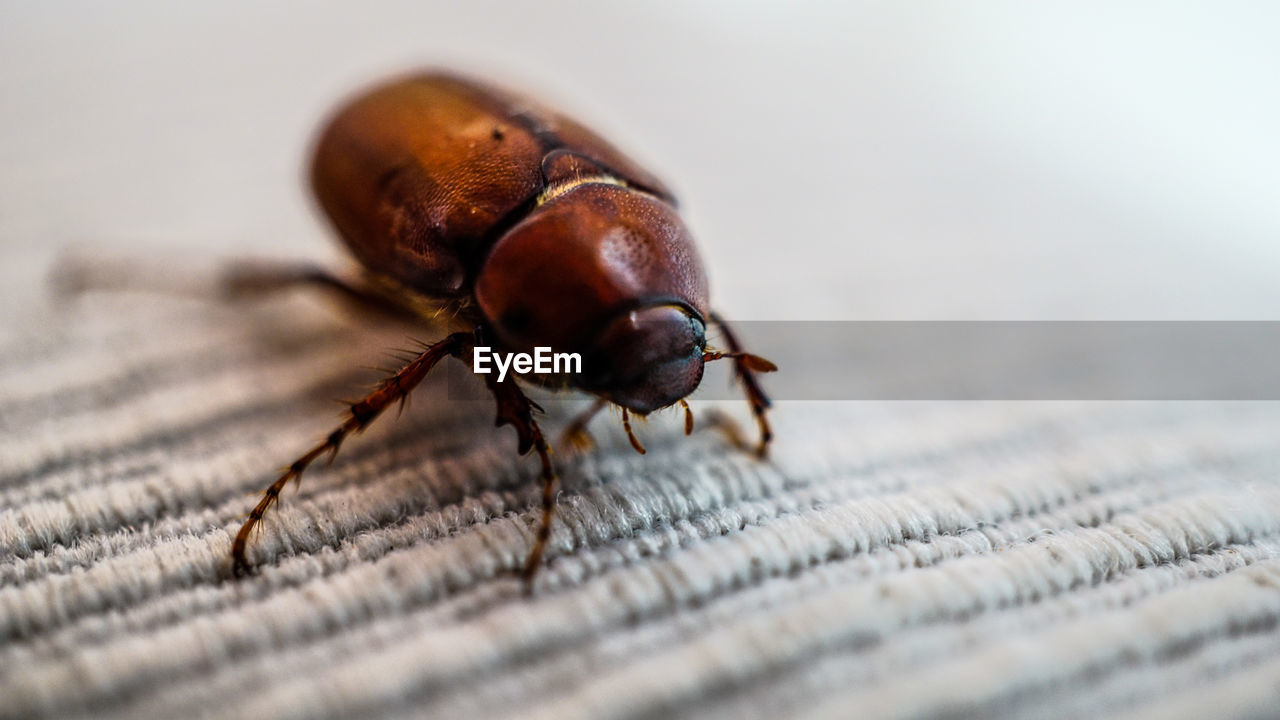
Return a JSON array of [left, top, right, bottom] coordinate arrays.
[[310, 73, 674, 297]]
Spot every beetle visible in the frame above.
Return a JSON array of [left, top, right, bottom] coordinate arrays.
[[229, 72, 775, 589]]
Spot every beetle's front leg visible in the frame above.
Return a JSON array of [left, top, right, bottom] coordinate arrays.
[[471, 345, 558, 594], [231, 331, 468, 576], [709, 312, 775, 458]]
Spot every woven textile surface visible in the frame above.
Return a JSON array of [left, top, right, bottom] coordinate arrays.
[[3, 291, 1280, 720]]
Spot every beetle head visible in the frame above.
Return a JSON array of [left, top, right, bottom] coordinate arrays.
[[474, 182, 710, 412], [580, 304, 706, 414]]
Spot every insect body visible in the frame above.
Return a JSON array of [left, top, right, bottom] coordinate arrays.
[[231, 73, 775, 588]]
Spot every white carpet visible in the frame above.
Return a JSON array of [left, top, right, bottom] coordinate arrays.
[[3, 291, 1280, 719]]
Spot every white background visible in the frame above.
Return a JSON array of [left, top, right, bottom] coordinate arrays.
[[2, 2, 1277, 326]]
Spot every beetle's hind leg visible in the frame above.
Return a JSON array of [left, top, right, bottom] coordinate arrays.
[[707, 312, 777, 458], [49, 253, 416, 321], [221, 259, 419, 321], [231, 331, 468, 576]]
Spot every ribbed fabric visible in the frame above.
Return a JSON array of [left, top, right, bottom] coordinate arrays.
[[3, 293, 1280, 719]]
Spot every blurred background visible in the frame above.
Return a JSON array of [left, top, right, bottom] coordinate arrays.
[[1, 2, 1278, 331]]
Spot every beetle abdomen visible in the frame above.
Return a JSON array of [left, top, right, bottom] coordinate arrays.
[[310, 73, 675, 298], [311, 76, 544, 296]]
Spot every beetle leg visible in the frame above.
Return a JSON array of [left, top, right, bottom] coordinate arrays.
[[475, 364, 558, 594], [49, 254, 419, 321], [560, 397, 606, 452], [221, 260, 419, 320], [619, 407, 647, 455], [231, 331, 468, 577], [709, 312, 776, 458], [700, 407, 751, 452]]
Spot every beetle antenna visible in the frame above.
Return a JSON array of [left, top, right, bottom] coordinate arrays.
[[702, 351, 778, 373], [620, 407, 646, 455]]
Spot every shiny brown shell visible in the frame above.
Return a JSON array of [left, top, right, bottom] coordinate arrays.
[[310, 72, 676, 299]]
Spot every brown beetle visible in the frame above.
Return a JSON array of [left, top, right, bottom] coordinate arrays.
[[229, 72, 775, 588]]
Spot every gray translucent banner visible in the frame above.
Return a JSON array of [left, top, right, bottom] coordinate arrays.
[[447, 322, 1280, 401]]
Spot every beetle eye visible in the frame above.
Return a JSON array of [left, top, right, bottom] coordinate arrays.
[[689, 315, 706, 351]]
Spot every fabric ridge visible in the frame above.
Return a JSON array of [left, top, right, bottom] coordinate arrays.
[[2, 293, 1280, 719]]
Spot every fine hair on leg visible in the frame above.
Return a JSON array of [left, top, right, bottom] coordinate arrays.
[[231, 331, 468, 576]]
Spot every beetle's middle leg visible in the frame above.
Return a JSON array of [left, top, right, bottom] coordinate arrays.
[[231, 331, 468, 576], [559, 397, 607, 452]]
